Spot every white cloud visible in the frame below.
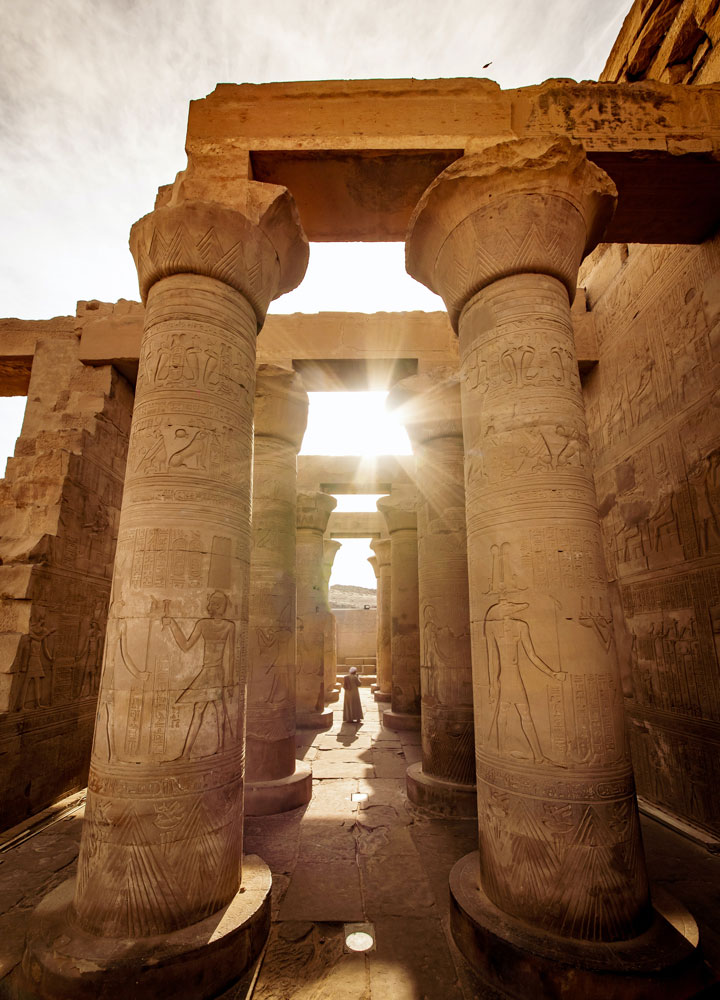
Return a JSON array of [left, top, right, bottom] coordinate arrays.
[[0, 0, 634, 581], [0, 0, 632, 319]]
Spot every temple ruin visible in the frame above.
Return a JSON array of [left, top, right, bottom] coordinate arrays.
[[1, 1, 720, 997]]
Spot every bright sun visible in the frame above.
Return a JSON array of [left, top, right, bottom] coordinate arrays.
[[300, 391, 412, 457]]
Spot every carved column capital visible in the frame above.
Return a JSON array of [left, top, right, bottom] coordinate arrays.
[[254, 365, 308, 450], [296, 491, 337, 533], [367, 555, 379, 579], [370, 537, 392, 568], [322, 537, 342, 571], [406, 137, 616, 330], [387, 368, 463, 445], [130, 187, 308, 326], [377, 487, 418, 534]]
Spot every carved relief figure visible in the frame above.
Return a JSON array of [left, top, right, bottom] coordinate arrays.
[[648, 485, 681, 553], [578, 597, 614, 653], [75, 619, 103, 697], [422, 604, 449, 670], [484, 600, 566, 764], [251, 624, 292, 704], [13, 615, 55, 711], [163, 591, 236, 758], [627, 358, 656, 427], [97, 602, 150, 761], [688, 451, 720, 553], [167, 427, 212, 471]]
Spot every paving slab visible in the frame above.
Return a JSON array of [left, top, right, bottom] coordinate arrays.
[[279, 862, 364, 922], [0, 686, 718, 999], [253, 922, 369, 1000], [312, 759, 375, 778], [369, 916, 466, 1000], [371, 747, 409, 778]]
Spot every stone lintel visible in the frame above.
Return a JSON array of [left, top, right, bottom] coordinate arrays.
[[185, 78, 720, 243], [326, 511, 384, 538], [71, 308, 598, 382]]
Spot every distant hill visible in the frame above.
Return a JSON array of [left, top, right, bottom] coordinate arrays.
[[329, 584, 377, 610]]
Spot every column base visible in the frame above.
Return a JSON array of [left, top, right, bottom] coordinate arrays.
[[374, 690, 391, 703], [325, 686, 341, 704], [406, 762, 477, 817], [449, 852, 716, 1000], [382, 709, 420, 731], [15, 855, 272, 1000], [244, 761, 312, 816], [296, 708, 334, 730]]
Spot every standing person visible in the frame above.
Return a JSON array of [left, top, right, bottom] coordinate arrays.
[[343, 666, 363, 724]]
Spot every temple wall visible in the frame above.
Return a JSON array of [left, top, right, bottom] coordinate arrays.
[[334, 608, 377, 663], [0, 316, 133, 829], [581, 233, 720, 838], [576, 0, 720, 844]]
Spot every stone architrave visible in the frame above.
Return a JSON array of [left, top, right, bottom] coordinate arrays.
[[245, 365, 311, 816], [406, 137, 706, 997], [377, 489, 421, 731], [296, 491, 336, 729], [369, 537, 392, 703], [322, 538, 341, 700], [388, 371, 476, 815], [20, 189, 308, 1000]]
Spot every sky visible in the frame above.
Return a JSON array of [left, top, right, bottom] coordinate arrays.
[[0, 0, 633, 581]]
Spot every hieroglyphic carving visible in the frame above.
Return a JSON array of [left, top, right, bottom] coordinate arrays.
[[484, 599, 567, 765], [585, 234, 720, 836], [457, 267, 646, 938], [74, 268, 258, 939], [295, 491, 336, 721], [377, 490, 421, 718], [11, 616, 55, 711]]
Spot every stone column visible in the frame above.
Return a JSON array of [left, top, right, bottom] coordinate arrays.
[[296, 491, 336, 730], [370, 537, 392, 703], [322, 538, 341, 701], [22, 190, 308, 1000], [366, 553, 379, 691], [406, 137, 706, 997], [388, 371, 476, 816], [245, 365, 312, 816], [377, 489, 421, 731]]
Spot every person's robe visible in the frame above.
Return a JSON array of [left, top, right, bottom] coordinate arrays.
[[342, 673, 363, 722]]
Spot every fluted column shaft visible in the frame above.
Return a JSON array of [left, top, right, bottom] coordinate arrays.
[[407, 138, 650, 943], [246, 367, 308, 785], [296, 492, 336, 726], [370, 538, 392, 698]]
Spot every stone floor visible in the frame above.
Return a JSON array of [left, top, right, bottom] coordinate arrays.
[[0, 687, 718, 999]]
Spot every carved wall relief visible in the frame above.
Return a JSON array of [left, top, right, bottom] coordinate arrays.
[[0, 329, 132, 830], [584, 234, 720, 836]]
